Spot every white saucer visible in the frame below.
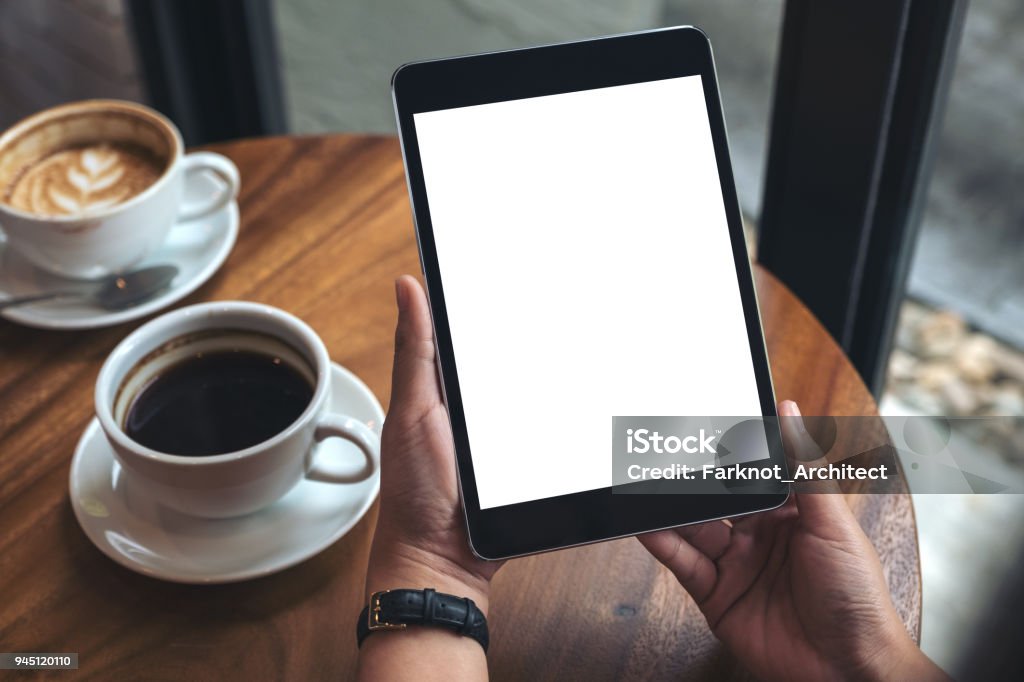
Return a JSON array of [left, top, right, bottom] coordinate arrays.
[[0, 171, 238, 330], [69, 362, 383, 584]]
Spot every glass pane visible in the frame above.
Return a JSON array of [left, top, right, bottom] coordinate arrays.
[[273, 0, 663, 133], [882, 0, 1024, 674], [274, 0, 783, 224]]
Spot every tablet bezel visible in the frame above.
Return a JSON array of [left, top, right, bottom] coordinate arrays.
[[392, 26, 788, 560]]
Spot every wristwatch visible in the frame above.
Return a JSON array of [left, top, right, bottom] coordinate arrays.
[[356, 588, 489, 652]]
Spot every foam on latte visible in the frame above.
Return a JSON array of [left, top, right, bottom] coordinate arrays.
[[4, 143, 163, 217]]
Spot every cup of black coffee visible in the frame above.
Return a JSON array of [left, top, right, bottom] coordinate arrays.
[[95, 301, 379, 518]]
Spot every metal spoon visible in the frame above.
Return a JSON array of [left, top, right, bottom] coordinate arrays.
[[0, 264, 179, 311]]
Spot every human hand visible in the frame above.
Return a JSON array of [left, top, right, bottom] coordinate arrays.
[[638, 401, 947, 681], [357, 276, 500, 680], [364, 275, 502, 611]]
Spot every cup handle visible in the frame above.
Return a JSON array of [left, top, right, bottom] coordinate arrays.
[[177, 152, 240, 222], [306, 414, 380, 484]]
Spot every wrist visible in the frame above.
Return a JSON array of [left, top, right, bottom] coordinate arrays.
[[857, 625, 948, 682], [366, 542, 492, 615], [358, 546, 492, 681], [886, 638, 949, 681]]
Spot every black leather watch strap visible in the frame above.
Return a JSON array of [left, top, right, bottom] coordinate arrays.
[[357, 588, 489, 652]]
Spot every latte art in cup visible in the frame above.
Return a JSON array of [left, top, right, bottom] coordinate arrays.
[[0, 99, 240, 278], [4, 143, 163, 217]]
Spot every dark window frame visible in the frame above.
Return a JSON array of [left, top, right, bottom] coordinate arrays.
[[758, 0, 967, 396], [126, 0, 287, 146]]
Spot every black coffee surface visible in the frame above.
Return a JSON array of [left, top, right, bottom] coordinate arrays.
[[125, 350, 314, 456]]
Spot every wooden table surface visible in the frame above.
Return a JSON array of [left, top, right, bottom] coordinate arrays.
[[0, 134, 920, 681]]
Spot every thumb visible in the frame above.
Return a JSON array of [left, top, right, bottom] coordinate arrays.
[[778, 400, 856, 533], [389, 275, 442, 415]]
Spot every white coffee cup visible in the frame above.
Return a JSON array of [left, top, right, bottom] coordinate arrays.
[[0, 99, 239, 279], [95, 301, 380, 519]]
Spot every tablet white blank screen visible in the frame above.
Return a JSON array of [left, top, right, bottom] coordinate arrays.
[[413, 75, 763, 509]]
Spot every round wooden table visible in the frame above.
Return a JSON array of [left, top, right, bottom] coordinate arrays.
[[0, 134, 920, 680]]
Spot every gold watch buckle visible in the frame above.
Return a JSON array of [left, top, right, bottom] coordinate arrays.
[[368, 590, 408, 631]]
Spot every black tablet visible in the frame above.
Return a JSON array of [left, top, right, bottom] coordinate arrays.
[[392, 26, 788, 560]]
